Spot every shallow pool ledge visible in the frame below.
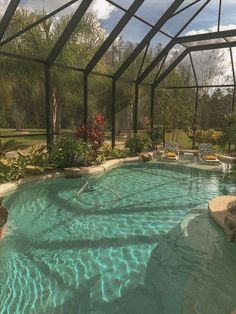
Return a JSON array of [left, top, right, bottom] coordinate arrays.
[[0, 157, 141, 196], [208, 196, 236, 242], [80, 156, 140, 175], [217, 155, 236, 164]]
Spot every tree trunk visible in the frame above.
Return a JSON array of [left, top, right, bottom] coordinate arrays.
[[51, 87, 61, 135], [171, 129, 176, 142], [163, 128, 166, 147]]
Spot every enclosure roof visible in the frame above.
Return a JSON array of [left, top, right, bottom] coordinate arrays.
[[0, 0, 236, 88]]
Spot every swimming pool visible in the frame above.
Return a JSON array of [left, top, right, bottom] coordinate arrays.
[[1, 162, 236, 314]]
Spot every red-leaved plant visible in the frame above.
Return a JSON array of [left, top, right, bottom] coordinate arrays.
[[76, 113, 105, 152]]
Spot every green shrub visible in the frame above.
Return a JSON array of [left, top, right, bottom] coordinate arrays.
[[125, 134, 152, 153], [195, 129, 221, 146], [52, 137, 90, 168], [0, 139, 16, 157], [101, 144, 126, 160], [0, 158, 25, 182], [17, 144, 49, 167]]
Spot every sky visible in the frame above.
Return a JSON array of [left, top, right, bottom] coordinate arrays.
[[1, 0, 236, 42]]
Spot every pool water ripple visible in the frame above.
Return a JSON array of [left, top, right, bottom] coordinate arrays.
[[0, 162, 236, 313]]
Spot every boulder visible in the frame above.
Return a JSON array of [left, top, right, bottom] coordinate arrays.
[[64, 167, 81, 178], [224, 214, 236, 242], [140, 152, 153, 162], [0, 206, 8, 228], [227, 200, 236, 214]]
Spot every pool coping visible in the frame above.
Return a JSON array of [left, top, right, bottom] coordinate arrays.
[[0, 156, 141, 196], [217, 155, 236, 164], [208, 195, 236, 230], [0, 153, 235, 197]]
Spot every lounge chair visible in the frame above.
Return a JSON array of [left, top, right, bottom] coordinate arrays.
[[162, 142, 179, 161], [198, 143, 220, 164]]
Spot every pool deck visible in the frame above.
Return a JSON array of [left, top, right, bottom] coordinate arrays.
[[208, 195, 236, 231]]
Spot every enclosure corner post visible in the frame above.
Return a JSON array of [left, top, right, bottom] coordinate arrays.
[[192, 87, 199, 149], [111, 78, 116, 148], [83, 72, 88, 140], [150, 85, 155, 140], [134, 83, 139, 134], [45, 64, 53, 152]]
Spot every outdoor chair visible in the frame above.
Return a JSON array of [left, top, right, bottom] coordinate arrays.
[[162, 142, 179, 161], [198, 143, 220, 164]]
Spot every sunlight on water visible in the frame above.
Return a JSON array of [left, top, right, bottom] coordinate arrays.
[[0, 162, 236, 314]]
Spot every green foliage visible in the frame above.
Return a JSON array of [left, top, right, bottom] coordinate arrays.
[[95, 144, 126, 164], [0, 144, 51, 183], [17, 144, 49, 167], [0, 158, 25, 182], [52, 137, 90, 168], [195, 129, 221, 145], [0, 139, 16, 157], [125, 134, 152, 153], [218, 113, 236, 149], [102, 144, 126, 160]]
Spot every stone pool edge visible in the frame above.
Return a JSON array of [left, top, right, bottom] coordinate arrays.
[[0, 156, 141, 196], [208, 196, 236, 244]]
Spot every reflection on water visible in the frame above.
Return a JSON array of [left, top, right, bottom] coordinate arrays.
[[0, 162, 236, 313]]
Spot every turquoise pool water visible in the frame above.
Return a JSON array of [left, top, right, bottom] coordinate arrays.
[[1, 162, 236, 314]]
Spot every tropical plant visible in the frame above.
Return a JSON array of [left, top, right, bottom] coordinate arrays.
[[125, 133, 152, 153], [218, 113, 236, 152], [0, 139, 16, 157], [0, 158, 25, 182], [17, 144, 49, 167], [76, 113, 105, 152], [101, 143, 126, 160], [195, 129, 221, 146], [51, 137, 90, 168]]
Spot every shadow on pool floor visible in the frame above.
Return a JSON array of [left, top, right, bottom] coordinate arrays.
[[91, 209, 236, 314]]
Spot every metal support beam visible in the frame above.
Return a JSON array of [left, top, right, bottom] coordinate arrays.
[[190, 41, 236, 51], [83, 73, 88, 131], [150, 86, 155, 136], [189, 51, 198, 86], [137, 0, 211, 85], [0, 0, 80, 48], [153, 54, 168, 82], [45, 66, 53, 151], [163, 84, 236, 89], [137, 41, 176, 84], [192, 87, 199, 149], [46, 0, 93, 66], [85, 0, 144, 75], [172, 0, 201, 18], [230, 47, 236, 85], [177, 29, 236, 44], [0, 50, 45, 64], [105, 0, 174, 40], [111, 79, 116, 148], [154, 49, 189, 87], [154, 40, 236, 88], [136, 42, 150, 81], [232, 87, 236, 113], [114, 0, 185, 80], [0, 0, 20, 41], [134, 83, 139, 133], [217, 0, 222, 32]]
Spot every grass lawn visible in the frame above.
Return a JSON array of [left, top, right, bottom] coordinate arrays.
[[0, 128, 231, 152], [0, 129, 47, 149]]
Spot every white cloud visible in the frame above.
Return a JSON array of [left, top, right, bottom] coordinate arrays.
[[186, 24, 236, 36], [17, 0, 116, 20], [0, 0, 10, 16], [90, 0, 117, 20], [185, 24, 236, 86]]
